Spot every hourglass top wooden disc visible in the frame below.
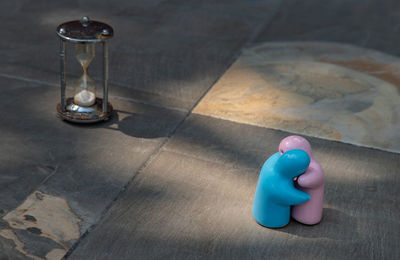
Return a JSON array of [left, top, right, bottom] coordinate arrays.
[[57, 16, 113, 43]]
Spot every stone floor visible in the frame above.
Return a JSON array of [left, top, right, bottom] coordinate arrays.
[[0, 1, 399, 260], [194, 42, 400, 152]]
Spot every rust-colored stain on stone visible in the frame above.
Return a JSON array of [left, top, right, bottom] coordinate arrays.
[[319, 57, 400, 92], [0, 190, 81, 260]]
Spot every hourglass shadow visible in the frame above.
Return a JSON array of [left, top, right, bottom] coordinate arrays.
[[114, 108, 185, 139], [58, 98, 186, 139]]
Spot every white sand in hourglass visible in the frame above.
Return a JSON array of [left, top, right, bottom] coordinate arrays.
[[74, 89, 96, 106]]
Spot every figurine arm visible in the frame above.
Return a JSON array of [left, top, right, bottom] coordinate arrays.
[[296, 165, 324, 189], [270, 185, 310, 206]]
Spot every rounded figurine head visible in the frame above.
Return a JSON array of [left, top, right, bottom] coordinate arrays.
[[279, 135, 312, 156], [276, 149, 310, 178]]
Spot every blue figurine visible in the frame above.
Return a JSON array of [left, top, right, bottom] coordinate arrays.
[[252, 149, 311, 228]]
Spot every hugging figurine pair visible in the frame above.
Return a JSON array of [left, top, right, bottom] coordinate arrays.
[[252, 136, 325, 228]]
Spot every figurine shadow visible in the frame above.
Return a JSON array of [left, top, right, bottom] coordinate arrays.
[[277, 208, 358, 241]]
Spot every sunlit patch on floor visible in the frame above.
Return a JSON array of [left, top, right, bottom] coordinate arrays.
[[194, 42, 400, 153]]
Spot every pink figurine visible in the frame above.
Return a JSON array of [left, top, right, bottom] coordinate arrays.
[[279, 136, 325, 225]]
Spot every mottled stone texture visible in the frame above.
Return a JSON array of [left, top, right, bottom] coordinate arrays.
[[1, 0, 400, 259], [255, 0, 400, 56], [0, 0, 280, 110], [0, 77, 186, 259], [69, 115, 400, 259], [194, 42, 400, 153], [0, 0, 281, 259]]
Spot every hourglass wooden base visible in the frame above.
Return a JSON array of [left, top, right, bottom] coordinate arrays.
[[57, 97, 113, 123]]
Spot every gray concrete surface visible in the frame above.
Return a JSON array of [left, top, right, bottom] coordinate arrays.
[[255, 0, 400, 56], [69, 115, 400, 259], [0, 76, 186, 258], [0, 0, 399, 259], [0, 0, 280, 110]]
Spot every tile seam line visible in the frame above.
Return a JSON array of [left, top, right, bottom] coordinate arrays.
[[242, 0, 285, 49], [62, 138, 165, 259], [64, 9, 281, 258], [0, 73, 188, 112], [0, 72, 58, 87], [194, 112, 400, 155], [0, 70, 173, 100], [157, 147, 261, 171], [159, 0, 285, 144]]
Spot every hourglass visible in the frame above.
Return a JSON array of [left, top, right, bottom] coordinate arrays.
[[56, 17, 113, 123], [74, 43, 96, 107]]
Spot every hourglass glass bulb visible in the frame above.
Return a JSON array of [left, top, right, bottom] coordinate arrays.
[[74, 43, 96, 107], [74, 74, 96, 106], [75, 43, 95, 68]]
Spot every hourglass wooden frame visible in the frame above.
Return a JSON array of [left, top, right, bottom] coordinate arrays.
[[56, 17, 113, 123]]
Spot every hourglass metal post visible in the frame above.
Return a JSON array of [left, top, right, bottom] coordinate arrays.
[[103, 41, 109, 114], [60, 38, 67, 112], [56, 17, 113, 123]]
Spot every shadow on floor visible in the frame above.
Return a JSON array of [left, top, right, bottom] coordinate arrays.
[[278, 208, 358, 241]]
